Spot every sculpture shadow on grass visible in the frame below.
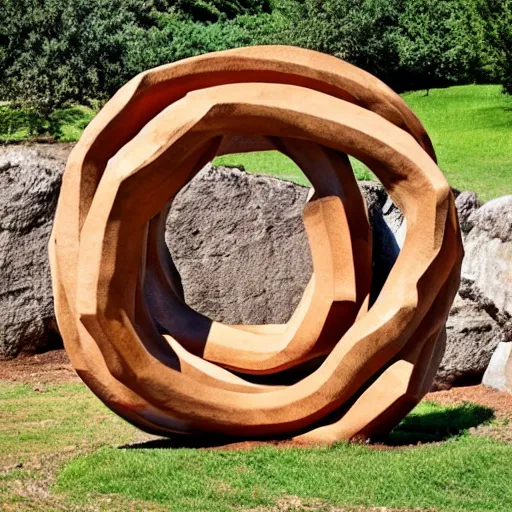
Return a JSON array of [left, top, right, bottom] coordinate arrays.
[[120, 403, 495, 450], [381, 402, 495, 446]]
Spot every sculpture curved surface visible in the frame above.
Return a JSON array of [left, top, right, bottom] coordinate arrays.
[[50, 46, 463, 443]]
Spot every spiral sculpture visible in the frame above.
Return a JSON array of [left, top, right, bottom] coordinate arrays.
[[50, 46, 463, 443]]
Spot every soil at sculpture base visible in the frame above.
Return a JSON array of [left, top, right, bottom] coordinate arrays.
[[2, 348, 512, 451]]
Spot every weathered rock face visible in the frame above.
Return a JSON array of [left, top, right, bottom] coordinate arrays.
[[463, 196, 512, 392], [483, 342, 512, 393], [454, 190, 482, 235], [0, 146, 68, 358], [1, 145, 510, 393], [435, 279, 511, 388], [462, 196, 512, 317], [367, 189, 512, 389], [166, 165, 312, 324]]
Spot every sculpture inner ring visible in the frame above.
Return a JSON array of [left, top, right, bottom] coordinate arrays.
[[50, 46, 462, 443]]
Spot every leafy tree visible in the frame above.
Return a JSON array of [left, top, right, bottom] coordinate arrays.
[[277, 0, 403, 89], [475, 0, 512, 93], [0, 0, 158, 131], [392, 0, 485, 93]]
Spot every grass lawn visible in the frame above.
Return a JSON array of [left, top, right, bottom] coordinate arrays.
[[1, 85, 510, 200], [216, 85, 512, 201], [1, 381, 512, 511]]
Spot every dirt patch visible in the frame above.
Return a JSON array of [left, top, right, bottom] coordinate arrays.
[[0, 349, 78, 384], [426, 385, 512, 419]]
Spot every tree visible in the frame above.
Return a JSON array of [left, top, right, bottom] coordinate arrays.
[[277, 0, 403, 89], [0, 0, 158, 131], [393, 0, 484, 94]]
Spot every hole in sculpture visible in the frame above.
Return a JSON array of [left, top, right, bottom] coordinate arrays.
[[149, 135, 369, 379], [164, 150, 313, 326]]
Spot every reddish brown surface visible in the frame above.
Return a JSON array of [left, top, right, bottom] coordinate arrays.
[[50, 46, 461, 442], [0, 349, 79, 384], [426, 385, 512, 419]]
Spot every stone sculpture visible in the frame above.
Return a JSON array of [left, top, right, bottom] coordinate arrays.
[[50, 46, 463, 443]]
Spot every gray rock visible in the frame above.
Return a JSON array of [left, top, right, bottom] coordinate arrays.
[[1, 143, 510, 396], [434, 194, 512, 387], [166, 165, 312, 324], [358, 181, 404, 303], [0, 146, 67, 359], [462, 196, 512, 316], [454, 190, 482, 235], [434, 279, 512, 389], [483, 342, 512, 393], [360, 187, 512, 389]]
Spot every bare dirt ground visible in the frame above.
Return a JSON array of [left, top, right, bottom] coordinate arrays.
[[426, 384, 512, 419], [0, 349, 79, 384]]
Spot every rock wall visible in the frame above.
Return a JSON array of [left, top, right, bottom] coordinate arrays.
[[1, 145, 510, 391]]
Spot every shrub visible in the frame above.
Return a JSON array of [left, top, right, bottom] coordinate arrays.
[[122, 12, 286, 79]]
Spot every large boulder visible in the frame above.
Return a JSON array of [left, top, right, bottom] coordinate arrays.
[[365, 189, 512, 389], [0, 146, 68, 359], [462, 196, 512, 317], [166, 165, 312, 324], [1, 144, 510, 394], [435, 278, 511, 387]]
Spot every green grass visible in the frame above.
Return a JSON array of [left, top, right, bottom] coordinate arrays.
[[216, 85, 512, 200], [1, 85, 510, 199], [214, 151, 373, 186], [402, 85, 512, 200], [2, 381, 512, 511], [55, 435, 512, 512]]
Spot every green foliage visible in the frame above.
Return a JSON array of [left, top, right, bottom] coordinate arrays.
[[0, 104, 95, 142], [277, 0, 498, 93], [472, 0, 512, 91], [173, 0, 273, 22], [1, 0, 511, 128], [393, 0, 484, 92], [0, 0, 158, 130], [121, 12, 285, 77], [277, 0, 402, 89]]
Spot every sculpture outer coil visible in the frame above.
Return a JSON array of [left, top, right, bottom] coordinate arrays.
[[50, 46, 463, 443]]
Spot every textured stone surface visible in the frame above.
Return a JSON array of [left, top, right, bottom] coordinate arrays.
[[435, 279, 512, 388], [166, 165, 312, 324], [483, 342, 512, 393], [0, 146, 68, 358], [356, 186, 512, 389], [454, 190, 482, 235], [462, 196, 512, 316], [1, 145, 510, 394]]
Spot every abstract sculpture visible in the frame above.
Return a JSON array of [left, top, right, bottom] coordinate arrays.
[[50, 46, 463, 443]]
